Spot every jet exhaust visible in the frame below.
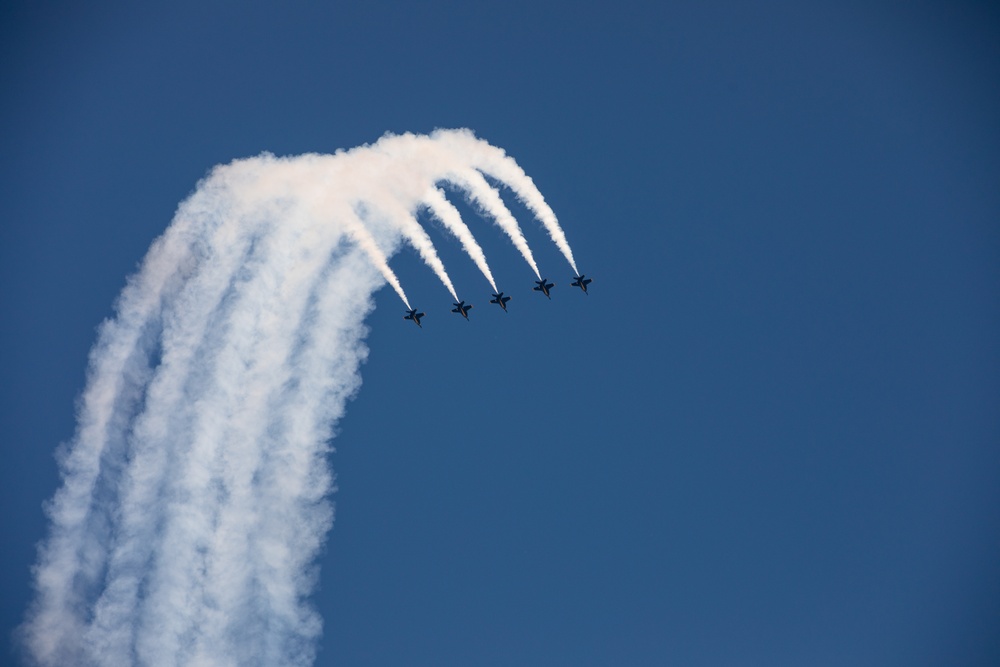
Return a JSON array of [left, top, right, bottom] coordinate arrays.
[[20, 129, 577, 667]]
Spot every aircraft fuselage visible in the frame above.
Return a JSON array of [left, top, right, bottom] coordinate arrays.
[[533, 280, 554, 298]]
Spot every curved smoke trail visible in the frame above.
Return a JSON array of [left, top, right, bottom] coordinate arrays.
[[420, 187, 498, 293], [20, 130, 577, 667]]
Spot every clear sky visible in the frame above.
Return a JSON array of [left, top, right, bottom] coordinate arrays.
[[2, 1, 999, 665]]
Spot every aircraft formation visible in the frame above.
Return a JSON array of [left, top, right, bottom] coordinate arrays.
[[404, 274, 592, 326]]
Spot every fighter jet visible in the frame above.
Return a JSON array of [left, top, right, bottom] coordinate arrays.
[[403, 308, 425, 328], [451, 301, 473, 320], [533, 278, 554, 299], [570, 274, 592, 294], [489, 292, 511, 312]]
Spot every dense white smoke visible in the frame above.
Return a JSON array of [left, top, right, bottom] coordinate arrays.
[[21, 129, 575, 666]]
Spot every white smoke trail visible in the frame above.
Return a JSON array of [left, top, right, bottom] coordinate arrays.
[[433, 128, 580, 275], [446, 168, 542, 280], [21, 130, 577, 667], [365, 199, 459, 302], [420, 187, 498, 293], [341, 208, 411, 310]]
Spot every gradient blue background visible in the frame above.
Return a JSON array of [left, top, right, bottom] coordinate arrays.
[[3, 2, 998, 665]]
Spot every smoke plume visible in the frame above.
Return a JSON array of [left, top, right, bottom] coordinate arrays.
[[21, 129, 577, 666]]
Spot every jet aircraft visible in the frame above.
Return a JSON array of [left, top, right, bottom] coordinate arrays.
[[451, 301, 473, 320], [403, 308, 425, 328], [570, 274, 593, 294], [489, 292, 511, 312], [533, 279, 554, 299]]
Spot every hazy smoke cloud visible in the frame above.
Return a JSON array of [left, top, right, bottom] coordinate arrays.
[[21, 130, 576, 666]]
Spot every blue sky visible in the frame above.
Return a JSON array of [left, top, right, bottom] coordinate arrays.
[[2, 1, 999, 665]]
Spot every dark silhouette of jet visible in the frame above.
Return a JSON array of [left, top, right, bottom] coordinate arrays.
[[403, 308, 425, 328], [533, 279, 554, 299], [570, 274, 592, 294], [451, 301, 473, 320], [489, 292, 511, 312]]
